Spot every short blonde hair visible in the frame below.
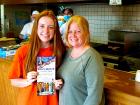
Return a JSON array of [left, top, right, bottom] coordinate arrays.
[[65, 15, 90, 47]]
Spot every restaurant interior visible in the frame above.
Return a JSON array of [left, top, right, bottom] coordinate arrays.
[[0, 0, 140, 105]]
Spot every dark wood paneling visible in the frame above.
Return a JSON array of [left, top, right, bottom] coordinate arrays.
[[1, 0, 58, 4]]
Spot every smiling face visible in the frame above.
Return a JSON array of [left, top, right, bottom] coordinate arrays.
[[37, 16, 55, 47], [68, 22, 85, 48]]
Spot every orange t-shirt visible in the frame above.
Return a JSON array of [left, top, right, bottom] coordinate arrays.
[[8, 44, 58, 105]]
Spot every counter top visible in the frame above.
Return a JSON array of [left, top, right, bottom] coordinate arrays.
[[105, 67, 140, 96], [0, 56, 18, 105], [0, 37, 15, 41], [0, 56, 13, 62], [105, 67, 140, 105], [0, 37, 16, 47]]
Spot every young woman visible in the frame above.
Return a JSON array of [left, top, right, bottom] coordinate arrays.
[[8, 10, 65, 105], [57, 15, 105, 105]]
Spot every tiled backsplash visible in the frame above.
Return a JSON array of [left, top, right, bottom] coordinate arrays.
[[70, 4, 140, 44]]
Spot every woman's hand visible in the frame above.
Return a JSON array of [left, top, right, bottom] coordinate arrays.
[[27, 71, 38, 84], [10, 71, 38, 88], [54, 79, 63, 90]]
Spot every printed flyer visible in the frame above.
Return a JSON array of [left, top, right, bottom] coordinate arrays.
[[37, 56, 55, 95]]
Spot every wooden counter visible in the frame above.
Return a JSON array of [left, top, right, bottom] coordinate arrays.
[[0, 37, 16, 47], [104, 67, 140, 105], [0, 57, 140, 105], [0, 57, 18, 105]]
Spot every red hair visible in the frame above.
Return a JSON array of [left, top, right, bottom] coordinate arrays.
[[25, 10, 66, 73]]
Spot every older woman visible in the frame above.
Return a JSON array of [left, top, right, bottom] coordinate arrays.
[[57, 15, 105, 105]]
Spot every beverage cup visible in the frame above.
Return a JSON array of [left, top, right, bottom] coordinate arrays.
[[135, 70, 140, 82]]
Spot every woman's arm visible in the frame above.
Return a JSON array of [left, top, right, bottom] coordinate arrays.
[[10, 71, 37, 88], [83, 54, 104, 105], [10, 79, 32, 87]]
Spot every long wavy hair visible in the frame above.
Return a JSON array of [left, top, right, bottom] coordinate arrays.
[[25, 10, 66, 73]]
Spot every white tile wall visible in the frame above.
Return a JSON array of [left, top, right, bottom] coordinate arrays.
[[69, 4, 140, 44]]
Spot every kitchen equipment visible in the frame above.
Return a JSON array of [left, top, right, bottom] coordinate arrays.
[[108, 29, 140, 56], [93, 29, 140, 71], [107, 29, 140, 71]]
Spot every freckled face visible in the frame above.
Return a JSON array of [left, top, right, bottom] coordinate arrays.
[[37, 16, 55, 44], [68, 22, 84, 48]]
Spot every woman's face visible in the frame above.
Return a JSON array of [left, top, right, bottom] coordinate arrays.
[[68, 22, 84, 48], [37, 16, 55, 45]]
